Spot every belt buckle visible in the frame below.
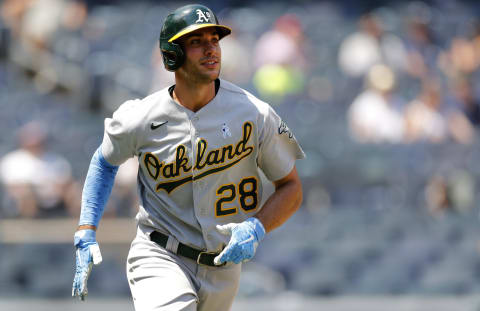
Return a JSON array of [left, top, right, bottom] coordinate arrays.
[[197, 251, 224, 266]]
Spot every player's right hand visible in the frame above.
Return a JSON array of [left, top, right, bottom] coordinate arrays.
[[72, 229, 102, 301]]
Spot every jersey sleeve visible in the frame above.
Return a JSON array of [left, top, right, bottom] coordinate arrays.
[[257, 106, 305, 181], [101, 99, 141, 166]]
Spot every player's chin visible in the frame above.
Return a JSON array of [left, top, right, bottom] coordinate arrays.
[[201, 62, 220, 74], [201, 69, 221, 82]]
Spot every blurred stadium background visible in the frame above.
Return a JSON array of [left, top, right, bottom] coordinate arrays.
[[2, 0, 480, 310]]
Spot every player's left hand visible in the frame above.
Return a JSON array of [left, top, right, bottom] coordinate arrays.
[[72, 229, 103, 301], [214, 217, 266, 265]]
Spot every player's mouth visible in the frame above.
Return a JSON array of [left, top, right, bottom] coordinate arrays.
[[201, 58, 219, 69]]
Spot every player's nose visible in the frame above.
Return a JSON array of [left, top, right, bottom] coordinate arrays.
[[203, 42, 216, 55]]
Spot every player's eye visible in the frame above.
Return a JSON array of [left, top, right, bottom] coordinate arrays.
[[190, 39, 200, 45]]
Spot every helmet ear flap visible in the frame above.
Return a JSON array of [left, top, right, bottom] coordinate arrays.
[[159, 41, 185, 72]]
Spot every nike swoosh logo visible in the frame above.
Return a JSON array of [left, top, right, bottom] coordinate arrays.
[[151, 121, 168, 130]]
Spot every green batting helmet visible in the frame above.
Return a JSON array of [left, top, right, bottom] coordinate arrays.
[[159, 4, 231, 71]]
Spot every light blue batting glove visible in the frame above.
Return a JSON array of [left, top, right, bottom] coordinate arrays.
[[214, 217, 266, 265], [72, 229, 102, 301]]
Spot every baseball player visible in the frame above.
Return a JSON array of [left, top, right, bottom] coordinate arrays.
[[72, 4, 305, 310]]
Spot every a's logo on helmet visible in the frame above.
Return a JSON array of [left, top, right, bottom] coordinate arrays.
[[195, 9, 211, 23]]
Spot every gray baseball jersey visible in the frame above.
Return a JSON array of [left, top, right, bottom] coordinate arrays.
[[102, 79, 305, 252]]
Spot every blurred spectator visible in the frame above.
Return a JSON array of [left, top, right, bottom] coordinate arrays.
[[1, 0, 89, 94], [1, 0, 66, 63], [252, 14, 308, 101], [425, 169, 475, 218], [403, 13, 443, 80], [439, 37, 478, 79], [424, 174, 449, 218], [59, 0, 88, 33], [253, 14, 307, 69], [347, 64, 406, 143], [0, 122, 80, 218], [18, 0, 66, 49], [448, 76, 480, 126], [404, 78, 474, 144], [0, 0, 30, 39], [338, 12, 408, 78], [404, 78, 447, 143]]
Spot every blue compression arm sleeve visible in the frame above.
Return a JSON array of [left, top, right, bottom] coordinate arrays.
[[78, 146, 119, 227]]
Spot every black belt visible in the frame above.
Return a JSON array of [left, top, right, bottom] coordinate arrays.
[[150, 231, 224, 267]]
